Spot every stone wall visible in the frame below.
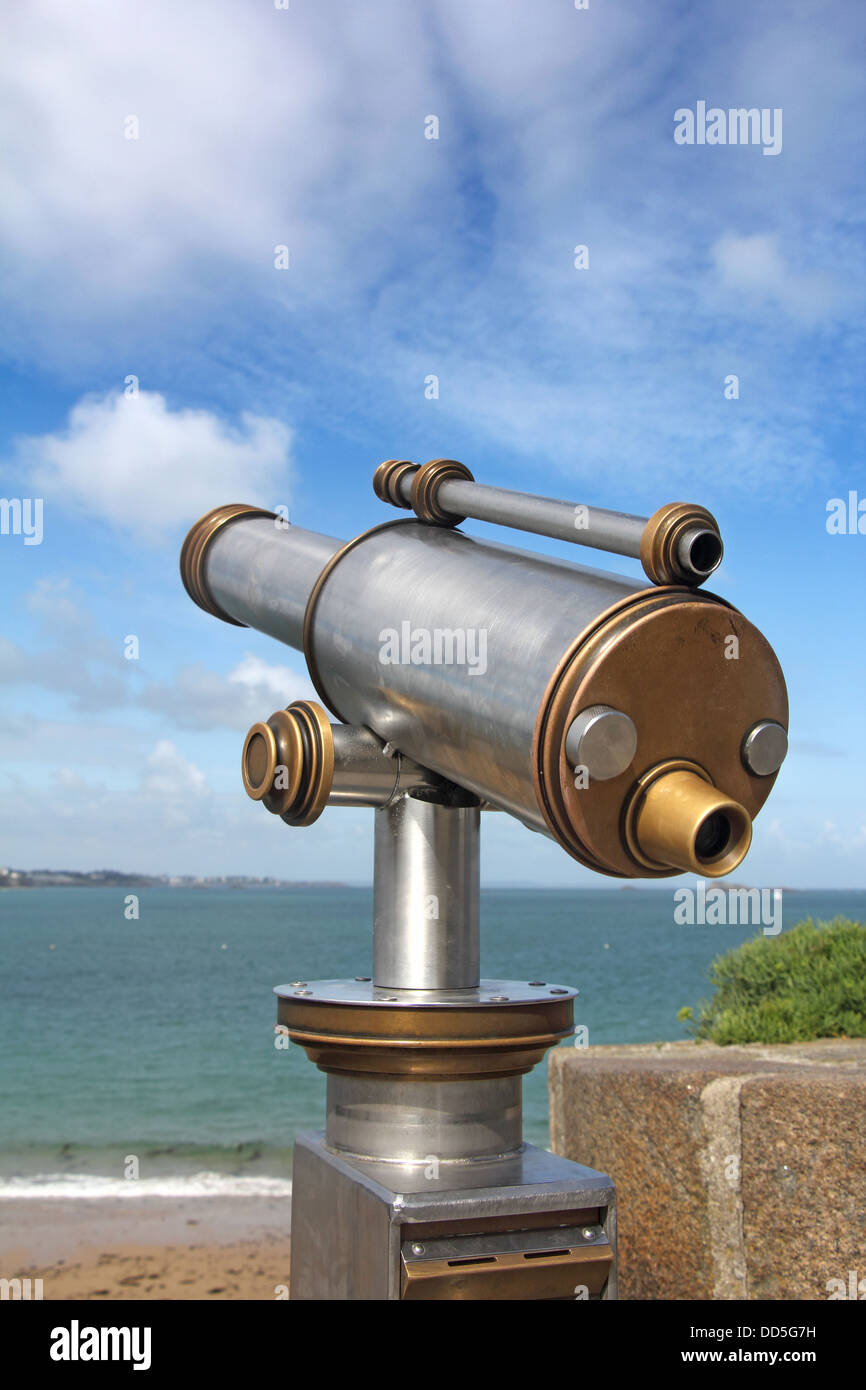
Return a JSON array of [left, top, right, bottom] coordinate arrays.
[[549, 1039, 866, 1300]]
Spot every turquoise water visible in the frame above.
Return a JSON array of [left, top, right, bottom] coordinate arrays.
[[1, 886, 862, 1187]]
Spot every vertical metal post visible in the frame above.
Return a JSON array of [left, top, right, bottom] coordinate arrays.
[[373, 792, 480, 991]]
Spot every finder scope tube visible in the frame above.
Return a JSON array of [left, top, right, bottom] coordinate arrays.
[[373, 457, 725, 586]]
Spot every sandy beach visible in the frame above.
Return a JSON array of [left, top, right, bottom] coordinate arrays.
[[0, 1195, 291, 1300]]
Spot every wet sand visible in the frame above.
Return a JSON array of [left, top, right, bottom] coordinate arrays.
[[0, 1195, 291, 1300]]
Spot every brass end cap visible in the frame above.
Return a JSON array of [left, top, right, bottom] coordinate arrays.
[[640, 502, 723, 586], [533, 587, 786, 878], [241, 700, 334, 826], [624, 759, 752, 878], [373, 459, 420, 509], [410, 458, 474, 525], [180, 504, 276, 625]]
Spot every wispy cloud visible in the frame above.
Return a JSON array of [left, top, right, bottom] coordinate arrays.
[[142, 654, 317, 729], [1, 1, 863, 494], [710, 233, 843, 324]]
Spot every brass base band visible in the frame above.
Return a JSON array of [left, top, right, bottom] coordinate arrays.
[[275, 980, 576, 1080], [180, 503, 276, 626]]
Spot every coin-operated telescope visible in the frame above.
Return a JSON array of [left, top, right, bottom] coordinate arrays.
[[181, 459, 788, 1301]]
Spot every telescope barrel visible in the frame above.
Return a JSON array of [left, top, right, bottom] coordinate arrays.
[[181, 505, 787, 878], [373, 459, 724, 586], [305, 522, 635, 829]]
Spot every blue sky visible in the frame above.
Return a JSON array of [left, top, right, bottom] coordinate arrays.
[[0, 0, 863, 887]]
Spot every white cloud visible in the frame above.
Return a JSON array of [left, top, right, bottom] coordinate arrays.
[[143, 653, 317, 729], [141, 739, 207, 800], [57, 768, 89, 790], [0, 575, 314, 723], [0, 720, 375, 878], [710, 233, 842, 323], [227, 654, 317, 707], [18, 390, 291, 537], [761, 814, 866, 865]]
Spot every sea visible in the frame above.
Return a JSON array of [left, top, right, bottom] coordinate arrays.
[[1, 886, 862, 1202]]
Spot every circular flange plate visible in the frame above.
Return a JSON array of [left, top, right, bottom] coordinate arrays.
[[535, 588, 788, 876], [274, 978, 578, 1080], [274, 979, 576, 1006]]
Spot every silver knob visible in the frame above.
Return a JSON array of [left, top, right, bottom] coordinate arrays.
[[565, 705, 637, 782], [742, 720, 788, 776]]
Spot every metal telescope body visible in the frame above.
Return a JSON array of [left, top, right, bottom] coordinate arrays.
[[181, 459, 788, 1301]]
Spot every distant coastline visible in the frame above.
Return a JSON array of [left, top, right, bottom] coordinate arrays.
[[0, 868, 836, 892], [0, 868, 349, 890]]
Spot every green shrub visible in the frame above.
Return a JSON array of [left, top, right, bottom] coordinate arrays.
[[680, 917, 866, 1045]]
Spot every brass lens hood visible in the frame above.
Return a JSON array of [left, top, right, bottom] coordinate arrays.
[[180, 503, 276, 625]]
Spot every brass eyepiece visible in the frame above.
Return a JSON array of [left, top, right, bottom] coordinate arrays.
[[241, 722, 281, 800], [624, 760, 752, 878], [241, 700, 334, 826], [640, 503, 723, 585]]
